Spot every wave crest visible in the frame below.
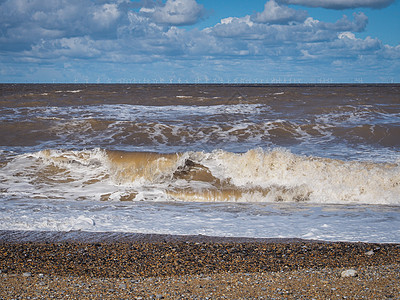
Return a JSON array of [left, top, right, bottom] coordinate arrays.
[[1, 148, 399, 204]]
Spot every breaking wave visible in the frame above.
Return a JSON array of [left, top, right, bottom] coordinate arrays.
[[1, 148, 399, 204]]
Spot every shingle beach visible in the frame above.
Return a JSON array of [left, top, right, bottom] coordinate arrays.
[[0, 231, 399, 299]]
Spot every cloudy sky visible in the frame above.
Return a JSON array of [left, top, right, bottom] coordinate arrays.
[[0, 0, 399, 83]]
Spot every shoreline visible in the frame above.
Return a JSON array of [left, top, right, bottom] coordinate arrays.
[[2, 229, 399, 244], [0, 230, 325, 244], [1, 230, 399, 298]]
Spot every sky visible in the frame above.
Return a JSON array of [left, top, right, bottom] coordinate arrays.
[[0, 0, 399, 83]]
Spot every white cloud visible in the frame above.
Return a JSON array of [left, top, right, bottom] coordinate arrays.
[[338, 32, 356, 40], [208, 9, 368, 43], [0, 0, 132, 47], [278, 0, 395, 9], [381, 45, 400, 59], [0, 0, 386, 63], [141, 0, 205, 26], [300, 49, 317, 58], [301, 33, 382, 61], [119, 11, 164, 38], [252, 0, 307, 24], [0, 0, 398, 82], [209, 16, 260, 39], [319, 12, 368, 32], [335, 35, 381, 51], [28, 36, 102, 59], [92, 4, 121, 29]]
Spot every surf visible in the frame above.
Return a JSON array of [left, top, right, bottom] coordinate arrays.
[[1, 148, 399, 205]]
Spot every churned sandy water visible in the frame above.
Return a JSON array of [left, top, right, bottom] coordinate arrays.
[[1, 84, 400, 241]]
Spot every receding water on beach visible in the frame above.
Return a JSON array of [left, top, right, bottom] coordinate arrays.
[[1, 84, 399, 242]]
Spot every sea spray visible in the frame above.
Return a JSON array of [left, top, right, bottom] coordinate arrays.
[[1, 148, 398, 204]]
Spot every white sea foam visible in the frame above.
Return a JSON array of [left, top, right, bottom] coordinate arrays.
[[1, 199, 399, 243], [0, 103, 267, 123], [1, 148, 399, 205], [194, 149, 400, 204], [55, 90, 82, 93], [1, 102, 398, 162]]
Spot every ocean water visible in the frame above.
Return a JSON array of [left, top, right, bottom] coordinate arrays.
[[0, 84, 399, 243]]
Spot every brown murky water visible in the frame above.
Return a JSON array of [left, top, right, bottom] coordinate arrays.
[[1, 84, 399, 152], [0, 84, 400, 241]]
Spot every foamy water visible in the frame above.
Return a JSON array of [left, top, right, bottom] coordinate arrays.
[[1, 148, 399, 204], [0, 84, 399, 242], [1, 199, 399, 243]]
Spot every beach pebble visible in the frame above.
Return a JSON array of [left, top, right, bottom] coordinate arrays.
[[341, 269, 357, 278], [119, 283, 127, 289], [365, 250, 374, 256], [22, 272, 32, 277]]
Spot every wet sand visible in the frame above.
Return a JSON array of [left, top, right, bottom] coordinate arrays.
[[1, 231, 399, 299]]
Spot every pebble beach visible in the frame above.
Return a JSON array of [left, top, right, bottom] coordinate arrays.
[[1, 232, 399, 299]]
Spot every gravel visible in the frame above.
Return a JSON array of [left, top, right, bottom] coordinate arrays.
[[1, 234, 399, 299]]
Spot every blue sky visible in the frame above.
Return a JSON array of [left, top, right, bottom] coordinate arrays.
[[0, 0, 399, 83]]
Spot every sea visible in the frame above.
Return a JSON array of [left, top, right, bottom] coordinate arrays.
[[0, 84, 399, 243]]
